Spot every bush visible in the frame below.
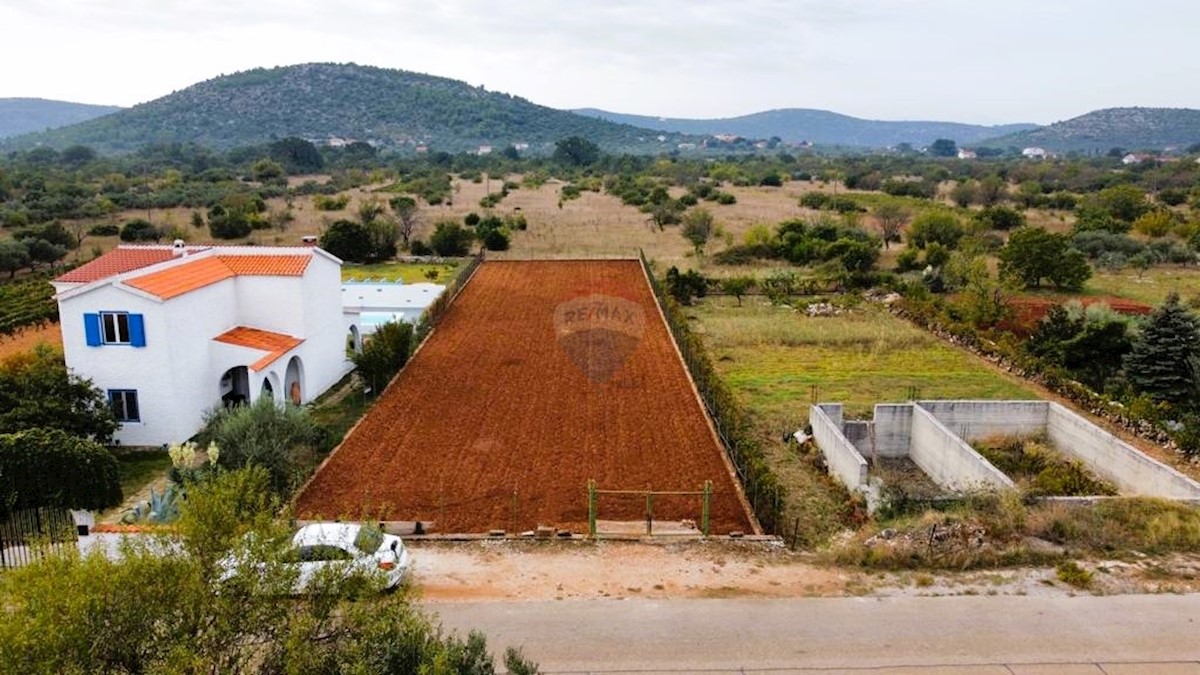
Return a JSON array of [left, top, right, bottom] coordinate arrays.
[[664, 266, 708, 305], [313, 193, 350, 211], [119, 219, 160, 242], [908, 211, 964, 250], [197, 398, 323, 495], [430, 221, 474, 257], [1071, 231, 1145, 260], [320, 220, 374, 263], [88, 223, 119, 237], [409, 239, 432, 256], [0, 428, 122, 516], [353, 320, 414, 395], [973, 205, 1025, 231], [799, 192, 830, 209], [0, 467, 540, 674]]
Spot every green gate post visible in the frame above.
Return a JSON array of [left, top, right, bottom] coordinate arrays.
[[702, 480, 712, 536], [587, 480, 597, 537], [645, 492, 654, 536]]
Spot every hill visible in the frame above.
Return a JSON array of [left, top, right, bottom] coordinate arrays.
[[3, 63, 695, 154], [0, 98, 121, 138], [574, 107, 1038, 148], [982, 107, 1200, 152]]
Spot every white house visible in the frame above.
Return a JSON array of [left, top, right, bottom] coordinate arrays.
[[957, 148, 977, 160], [341, 280, 445, 334], [1021, 147, 1048, 159], [53, 243, 358, 447]]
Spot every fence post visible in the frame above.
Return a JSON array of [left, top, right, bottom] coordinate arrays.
[[645, 492, 654, 536], [701, 481, 712, 537], [587, 480, 597, 538]]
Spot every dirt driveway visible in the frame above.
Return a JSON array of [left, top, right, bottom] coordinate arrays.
[[408, 539, 1200, 602]]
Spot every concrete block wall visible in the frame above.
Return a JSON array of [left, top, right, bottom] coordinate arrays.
[[1046, 403, 1200, 499], [920, 400, 1049, 442], [810, 405, 869, 493], [843, 421, 873, 458], [908, 405, 1015, 492], [872, 404, 914, 458]]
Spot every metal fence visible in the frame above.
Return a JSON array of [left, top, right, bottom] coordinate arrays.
[[0, 507, 77, 569]]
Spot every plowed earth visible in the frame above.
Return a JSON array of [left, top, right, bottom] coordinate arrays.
[[295, 260, 752, 534]]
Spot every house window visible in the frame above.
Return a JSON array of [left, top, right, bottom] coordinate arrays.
[[84, 312, 146, 347], [108, 390, 140, 423], [101, 312, 131, 344]]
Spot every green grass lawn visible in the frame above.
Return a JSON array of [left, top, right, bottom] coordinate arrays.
[[689, 296, 1038, 419], [115, 450, 172, 499], [1084, 267, 1200, 307], [341, 261, 465, 284]]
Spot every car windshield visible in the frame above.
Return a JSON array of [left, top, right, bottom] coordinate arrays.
[[353, 525, 384, 553]]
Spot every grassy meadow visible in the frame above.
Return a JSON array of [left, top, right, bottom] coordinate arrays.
[[689, 295, 1038, 420], [341, 260, 465, 284]]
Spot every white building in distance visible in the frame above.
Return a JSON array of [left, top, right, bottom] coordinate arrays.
[[53, 243, 357, 447]]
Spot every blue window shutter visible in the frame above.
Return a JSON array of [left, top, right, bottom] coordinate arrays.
[[84, 313, 102, 346], [128, 314, 146, 347]]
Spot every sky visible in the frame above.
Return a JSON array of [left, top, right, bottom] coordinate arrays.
[[1, 0, 1197, 125]]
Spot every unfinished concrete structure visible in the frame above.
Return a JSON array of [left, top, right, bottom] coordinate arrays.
[[810, 400, 1200, 509]]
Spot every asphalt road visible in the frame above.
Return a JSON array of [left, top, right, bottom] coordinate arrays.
[[430, 595, 1200, 674]]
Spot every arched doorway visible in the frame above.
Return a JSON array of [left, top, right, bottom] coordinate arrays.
[[347, 325, 362, 356], [284, 356, 304, 405], [219, 366, 250, 408], [260, 376, 275, 402]]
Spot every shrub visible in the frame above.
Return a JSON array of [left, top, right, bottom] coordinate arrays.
[[0, 428, 122, 516], [908, 212, 964, 250], [799, 192, 830, 209], [463, 212, 481, 227], [119, 219, 160, 242], [409, 239, 432, 256], [974, 205, 1025, 231], [197, 398, 323, 495], [430, 221, 474, 257], [320, 220, 374, 263], [353, 320, 413, 395], [664, 266, 708, 305], [88, 223, 119, 237], [313, 193, 350, 211]]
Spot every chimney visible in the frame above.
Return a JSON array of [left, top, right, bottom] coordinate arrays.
[[301, 235, 318, 247], [172, 239, 186, 257]]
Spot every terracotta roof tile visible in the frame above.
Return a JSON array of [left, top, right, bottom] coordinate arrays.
[[124, 257, 235, 300], [56, 247, 206, 283], [213, 326, 304, 371], [122, 254, 312, 300], [218, 255, 311, 276]]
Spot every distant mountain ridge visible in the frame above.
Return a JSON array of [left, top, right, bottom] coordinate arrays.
[[574, 107, 1038, 148], [2, 63, 696, 154], [0, 98, 122, 138], [982, 107, 1200, 152]]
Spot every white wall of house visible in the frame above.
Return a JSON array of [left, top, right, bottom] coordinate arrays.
[[57, 249, 354, 447]]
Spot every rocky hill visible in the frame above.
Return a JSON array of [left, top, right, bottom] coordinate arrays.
[[574, 107, 1037, 148], [3, 63, 693, 154], [0, 98, 121, 138], [982, 107, 1200, 152]]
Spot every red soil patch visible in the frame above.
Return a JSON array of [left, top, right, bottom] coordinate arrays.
[[1002, 296, 1152, 335], [295, 260, 752, 534], [0, 323, 62, 360]]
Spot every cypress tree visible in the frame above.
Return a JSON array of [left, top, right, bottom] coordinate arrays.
[[1124, 292, 1200, 405]]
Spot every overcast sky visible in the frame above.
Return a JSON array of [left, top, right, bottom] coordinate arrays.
[[2, 0, 1196, 125]]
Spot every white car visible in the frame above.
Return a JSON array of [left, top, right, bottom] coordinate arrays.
[[221, 522, 411, 593]]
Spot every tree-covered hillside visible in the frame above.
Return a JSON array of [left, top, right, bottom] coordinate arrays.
[[575, 108, 1038, 148], [3, 63, 693, 155], [984, 107, 1200, 152], [0, 99, 121, 139]]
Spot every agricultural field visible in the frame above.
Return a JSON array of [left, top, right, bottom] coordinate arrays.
[[689, 296, 1039, 420], [295, 259, 753, 534], [1084, 267, 1200, 307]]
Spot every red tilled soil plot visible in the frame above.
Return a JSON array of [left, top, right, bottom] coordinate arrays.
[[1000, 296, 1152, 335], [295, 260, 753, 534]]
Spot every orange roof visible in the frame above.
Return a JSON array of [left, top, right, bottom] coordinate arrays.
[[56, 247, 207, 283], [123, 254, 312, 300], [218, 255, 311, 276], [213, 326, 304, 371], [124, 257, 235, 300]]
